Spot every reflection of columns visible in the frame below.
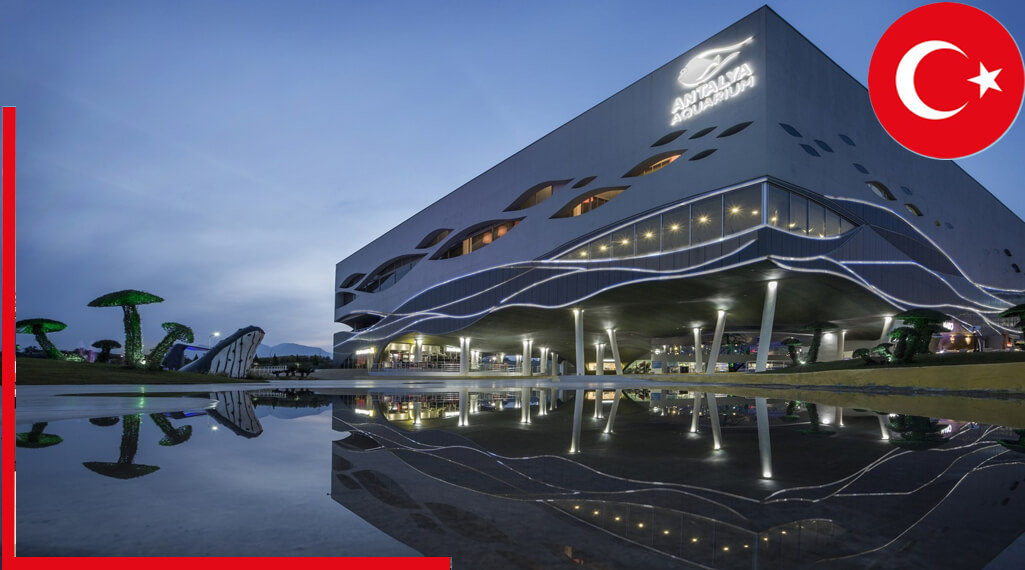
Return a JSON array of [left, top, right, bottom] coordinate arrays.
[[593, 389, 603, 419], [459, 337, 470, 374], [413, 400, 422, 425], [690, 392, 702, 432], [659, 389, 668, 416], [756, 398, 772, 477], [549, 388, 556, 411], [538, 388, 547, 416], [606, 329, 623, 374], [837, 330, 847, 361], [367, 347, 375, 371], [705, 311, 726, 374], [573, 309, 584, 375], [414, 337, 423, 363], [521, 387, 531, 423], [706, 393, 723, 450], [603, 388, 622, 433], [880, 317, 895, 342], [570, 388, 584, 453], [755, 281, 778, 373], [693, 327, 703, 373], [837, 406, 844, 427], [459, 388, 468, 426], [878, 414, 890, 440], [595, 343, 605, 376]]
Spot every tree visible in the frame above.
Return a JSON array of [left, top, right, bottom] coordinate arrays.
[[15, 318, 69, 360], [92, 339, 121, 363], [888, 327, 915, 362], [781, 337, 802, 366], [88, 290, 164, 367], [147, 322, 194, 369], [800, 321, 837, 364], [893, 308, 950, 358]]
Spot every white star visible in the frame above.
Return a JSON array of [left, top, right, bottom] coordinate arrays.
[[967, 62, 1002, 98]]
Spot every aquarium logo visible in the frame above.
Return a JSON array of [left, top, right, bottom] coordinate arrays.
[[671, 37, 756, 125]]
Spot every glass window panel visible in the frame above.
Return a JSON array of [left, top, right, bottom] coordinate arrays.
[[824, 210, 841, 236], [588, 235, 611, 260], [808, 202, 825, 237], [635, 218, 661, 256], [562, 246, 589, 260], [611, 227, 634, 258], [691, 195, 722, 245], [723, 185, 762, 235], [661, 206, 689, 251], [767, 186, 789, 229], [839, 217, 854, 235], [789, 194, 808, 234]]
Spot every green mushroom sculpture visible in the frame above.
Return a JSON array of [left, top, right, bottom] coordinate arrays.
[[88, 290, 164, 367], [800, 321, 837, 364], [92, 339, 121, 363], [147, 322, 194, 369], [149, 413, 192, 446], [83, 414, 160, 479], [14, 318, 69, 360], [780, 337, 802, 366], [16, 422, 64, 449]]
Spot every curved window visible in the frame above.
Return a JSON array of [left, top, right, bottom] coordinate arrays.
[[415, 228, 452, 249], [839, 133, 856, 146], [551, 187, 628, 218], [504, 179, 571, 211], [435, 219, 522, 259], [340, 273, 365, 289], [853, 163, 870, 174], [815, 139, 833, 153], [339, 313, 382, 332], [718, 121, 753, 138], [867, 181, 896, 201], [572, 176, 597, 189], [724, 185, 761, 235], [690, 149, 717, 161], [624, 151, 683, 177], [689, 126, 716, 139], [335, 292, 356, 308], [945, 222, 954, 230], [904, 203, 923, 216], [780, 123, 802, 137], [1013, 264, 1021, 273], [356, 254, 425, 293], [900, 186, 913, 196], [800, 144, 820, 157], [651, 131, 686, 147]]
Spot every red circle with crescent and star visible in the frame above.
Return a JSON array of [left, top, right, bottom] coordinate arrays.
[[869, 2, 1024, 159]]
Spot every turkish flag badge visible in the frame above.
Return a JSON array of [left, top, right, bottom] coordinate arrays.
[[869, 2, 1024, 159]]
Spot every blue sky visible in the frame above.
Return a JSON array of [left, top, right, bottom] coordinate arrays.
[[4, 0, 1024, 353]]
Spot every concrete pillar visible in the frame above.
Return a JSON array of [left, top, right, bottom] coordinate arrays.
[[539, 347, 549, 375], [538, 388, 547, 416], [755, 398, 772, 478], [755, 281, 778, 373], [521, 386, 531, 423], [550, 351, 557, 377], [603, 388, 623, 434], [706, 393, 723, 450], [837, 330, 847, 361], [690, 391, 702, 432], [595, 343, 605, 376], [606, 329, 624, 374], [570, 388, 584, 453], [413, 400, 422, 425], [414, 337, 423, 363], [705, 310, 727, 375], [693, 327, 703, 373], [573, 309, 585, 375], [522, 339, 532, 376], [459, 337, 470, 374], [459, 388, 468, 426]]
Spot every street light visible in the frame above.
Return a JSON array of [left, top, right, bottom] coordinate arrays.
[[208, 331, 220, 348]]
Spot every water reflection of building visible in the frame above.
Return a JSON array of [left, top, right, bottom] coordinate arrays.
[[328, 394, 1025, 568], [332, 6, 1025, 372]]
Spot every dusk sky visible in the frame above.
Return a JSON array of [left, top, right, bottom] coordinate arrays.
[[5, 0, 1025, 354]]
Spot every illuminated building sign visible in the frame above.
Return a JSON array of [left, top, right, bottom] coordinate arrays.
[[671, 37, 756, 125]]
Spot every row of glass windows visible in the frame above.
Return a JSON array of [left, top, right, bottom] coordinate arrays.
[[438, 220, 521, 259], [558, 184, 856, 261]]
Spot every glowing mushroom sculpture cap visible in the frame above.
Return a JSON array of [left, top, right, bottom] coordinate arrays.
[[15, 318, 68, 360], [88, 290, 164, 367]]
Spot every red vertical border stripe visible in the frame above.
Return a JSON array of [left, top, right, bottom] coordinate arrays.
[[3, 107, 16, 565]]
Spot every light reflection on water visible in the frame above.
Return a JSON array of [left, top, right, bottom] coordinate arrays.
[[15, 385, 1025, 568]]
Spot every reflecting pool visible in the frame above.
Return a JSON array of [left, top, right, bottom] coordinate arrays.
[[15, 380, 1025, 568]]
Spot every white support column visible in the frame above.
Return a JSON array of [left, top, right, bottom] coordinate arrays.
[[606, 329, 624, 375], [706, 393, 723, 450], [550, 387, 556, 411], [570, 388, 584, 453], [837, 406, 844, 427], [521, 386, 531, 423], [459, 388, 468, 426], [837, 330, 847, 361], [690, 391, 702, 432], [693, 327, 703, 374], [593, 389, 603, 419], [539, 347, 549, 375], [522, 339, 532, 376], [538, 388, 547, 416], [755, 281, 778, 373], [414, 337, 423, 363], [755, 398, 772, 478], [551, 351, 558, 377], [459, 337, 470, 374], [573, 309, 585, 375], [595, 343, 605, 376], [705, 310, 727, 375], [603, 388, 623, 434], [413, 400, 422, 425], [880, 317, 895, 342], [878, 414, 890, 440]]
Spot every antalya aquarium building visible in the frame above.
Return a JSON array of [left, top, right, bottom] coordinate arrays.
[[333, 7, 1025, 372]]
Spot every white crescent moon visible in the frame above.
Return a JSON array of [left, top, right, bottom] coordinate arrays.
[[895, 40, 968, 120]]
